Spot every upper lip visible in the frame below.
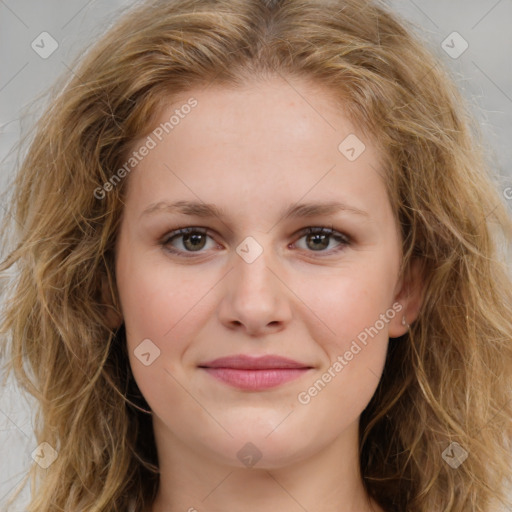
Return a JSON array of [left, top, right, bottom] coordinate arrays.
[[198, 355, 312, 370]]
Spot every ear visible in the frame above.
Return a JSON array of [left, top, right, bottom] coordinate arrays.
[[101, 273, 123, 330], [388, 257, 425, 338]]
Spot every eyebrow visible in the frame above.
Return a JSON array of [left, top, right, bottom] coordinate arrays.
[[140, 200, 369, 220]]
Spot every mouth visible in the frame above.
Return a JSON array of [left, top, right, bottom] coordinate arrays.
[[198, 354, 314, 391]]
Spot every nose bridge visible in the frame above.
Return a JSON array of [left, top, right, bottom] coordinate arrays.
[[233, 233, 276, 293]]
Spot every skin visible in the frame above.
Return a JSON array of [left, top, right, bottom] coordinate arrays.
[[110, 75, 423, 512]]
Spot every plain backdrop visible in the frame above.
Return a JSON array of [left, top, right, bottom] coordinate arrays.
[[1, 1, 511, 509]]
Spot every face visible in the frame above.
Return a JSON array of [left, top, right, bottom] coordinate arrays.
[[114, 76, 414, 470]]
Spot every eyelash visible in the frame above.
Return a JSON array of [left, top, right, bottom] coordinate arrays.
[[160, 225, 351, 258]]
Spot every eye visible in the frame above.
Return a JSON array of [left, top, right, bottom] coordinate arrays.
[[161, 227, 216, 256], [160, 225, 351, 258], [292, 226, 351, 255]]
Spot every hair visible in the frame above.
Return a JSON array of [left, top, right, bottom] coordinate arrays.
[[1, 0, 511, 510]]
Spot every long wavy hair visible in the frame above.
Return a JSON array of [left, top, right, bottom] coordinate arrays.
[[1, 0, 511, 510]]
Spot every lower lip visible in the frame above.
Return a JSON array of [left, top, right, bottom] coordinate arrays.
[[201, 367, 310, 390]]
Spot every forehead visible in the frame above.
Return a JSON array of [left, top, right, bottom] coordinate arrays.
[[122, 76, 388, 219]]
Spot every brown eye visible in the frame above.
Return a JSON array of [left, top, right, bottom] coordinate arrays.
[[180, 231, 207, 251], [162, 227, 214, 255], [161, 225, 351, 259], [294, 227, 350, 254]]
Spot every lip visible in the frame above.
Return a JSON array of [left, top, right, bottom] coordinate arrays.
[[198, 355, 313, 391], [199, 355, 311, 369]]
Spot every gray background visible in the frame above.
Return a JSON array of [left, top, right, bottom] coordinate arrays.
[[1, 1, 511, 509]]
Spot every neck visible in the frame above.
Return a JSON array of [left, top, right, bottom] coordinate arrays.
[[147, 416, 384, 512]]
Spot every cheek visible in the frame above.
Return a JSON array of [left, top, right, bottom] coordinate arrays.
[[296, 258, 398, 348], [291, 255, 397, 414], [116, 250, 210, 411], [294, 281, 392, 428], [116, 244, 206, 364]]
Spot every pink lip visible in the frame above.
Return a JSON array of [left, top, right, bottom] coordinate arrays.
[[198, 355, 313, 391]]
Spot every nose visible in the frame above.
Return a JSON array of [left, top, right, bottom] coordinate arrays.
[[217, 238, 293, 337]]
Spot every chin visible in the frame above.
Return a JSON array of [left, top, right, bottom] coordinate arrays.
[[212, 428, 320, 470]]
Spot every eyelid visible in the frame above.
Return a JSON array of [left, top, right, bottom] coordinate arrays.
[[295, 225, 350, 242]]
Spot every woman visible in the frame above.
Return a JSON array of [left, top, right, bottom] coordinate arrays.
[[1, 0, 511, 510]]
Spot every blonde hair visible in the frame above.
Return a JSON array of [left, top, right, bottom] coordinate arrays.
[[1, 0, 511, 510]]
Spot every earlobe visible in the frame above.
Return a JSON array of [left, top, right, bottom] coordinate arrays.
[[101, 274, 124, 330], [389, 258, 425, 338]]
